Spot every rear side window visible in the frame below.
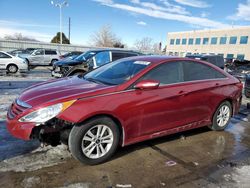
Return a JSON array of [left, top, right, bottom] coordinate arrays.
[[0, 52, 11, 58], [45, 50, 57, 55], [182, 61, 226, 82], [112, 52, 125, 61], [140, 62, 183, 85]]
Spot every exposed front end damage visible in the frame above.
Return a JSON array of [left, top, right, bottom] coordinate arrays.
[[30, 118, 74, 146]]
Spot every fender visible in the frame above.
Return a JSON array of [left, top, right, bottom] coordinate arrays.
[[65, 65, 88, 77]]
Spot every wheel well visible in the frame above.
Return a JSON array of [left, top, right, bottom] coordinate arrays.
[[77, 114, 124, 145], [7, 63, 18, 69], [69, 69, 86, 76], [223, 98, 233, 115], [213, 98, 234, 119]]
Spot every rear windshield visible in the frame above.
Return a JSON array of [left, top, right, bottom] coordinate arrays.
[[84, 59, 151, 85]]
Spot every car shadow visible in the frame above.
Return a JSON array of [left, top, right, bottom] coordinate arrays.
[[111, 126, 211, 162]]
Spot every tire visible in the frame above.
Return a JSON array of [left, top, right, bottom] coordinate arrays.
[[7, 64, 18, 73], [210, 101, 232, 131], [50, 59, 58, 66], [69, 116, 120, 165]]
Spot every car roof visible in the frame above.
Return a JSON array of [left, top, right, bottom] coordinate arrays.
[[186, 54, 222, 58], [120, 55, 185, 64], [88, 49, 142, 54]]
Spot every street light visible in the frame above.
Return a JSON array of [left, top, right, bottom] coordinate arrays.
[[51, 0, 69, 44]]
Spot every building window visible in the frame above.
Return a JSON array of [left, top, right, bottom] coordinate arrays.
[[203, 38, 209, 45], [170, 39, 175, 45], [226, 54, 234, 59], [195, 38, 201, 45], [229, 36, 237, 44], [211, 37, 217, 45], [188, 38, 194, 45], [176, 39, 180, 45], [182, 38, 187, 45], [237, 54, 245, 60], [240, 36, 248, 44], [220, 37, 227, 44]]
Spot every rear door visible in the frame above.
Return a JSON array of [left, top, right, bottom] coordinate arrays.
[[180, 60, 227, 123]]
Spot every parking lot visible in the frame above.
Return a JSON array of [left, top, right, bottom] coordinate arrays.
[[0, 68, 250, 188]]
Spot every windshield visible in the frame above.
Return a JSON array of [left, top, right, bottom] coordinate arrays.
[[75, 51, 97, 61], [84, 59, 151, 85]]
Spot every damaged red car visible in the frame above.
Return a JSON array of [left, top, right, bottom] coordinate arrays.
[[7, 56, 242, 165]]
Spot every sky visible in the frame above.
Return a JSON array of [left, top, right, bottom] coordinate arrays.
[[0, 0, 250, 47]]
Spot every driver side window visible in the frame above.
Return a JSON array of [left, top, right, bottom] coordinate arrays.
[[94, 51, 111, 67], [34, 49, 44, 55]]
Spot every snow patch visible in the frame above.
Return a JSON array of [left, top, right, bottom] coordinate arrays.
[[0, 145, 71, 172], [58, 183, 91, 188], [21, 176, 41, 188], [231, 165, 250, 187]]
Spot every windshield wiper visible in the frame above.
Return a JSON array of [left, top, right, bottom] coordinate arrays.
[[84, 77, 115, 86], [85, 77, 104, 84]]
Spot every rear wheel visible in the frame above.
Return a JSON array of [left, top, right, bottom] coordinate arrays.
[[69, 117, 120, 165], [7, 64, 18, 73], [210, 101, 232, 131]]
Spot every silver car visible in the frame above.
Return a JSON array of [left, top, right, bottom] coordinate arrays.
[[24, 49, 60, 66]]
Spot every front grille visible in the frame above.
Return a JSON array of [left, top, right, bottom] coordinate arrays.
[[8, 100, 31, 119]]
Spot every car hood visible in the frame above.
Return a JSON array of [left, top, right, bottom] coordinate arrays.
[[19, 76, 116, 107], [54, 59, 84, 66]]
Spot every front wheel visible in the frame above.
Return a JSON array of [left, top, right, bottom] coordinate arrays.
[[69, 117, 120, 165], [210, 101, 232, 131], [7, 64, 18, 73]]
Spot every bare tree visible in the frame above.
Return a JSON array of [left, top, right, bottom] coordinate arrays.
[[4, 33, 39, 41], [134, 37, 154, 52], [90, 25, 125, 48]]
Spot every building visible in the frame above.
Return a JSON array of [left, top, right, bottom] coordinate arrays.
[[166, 26, 250, 60]]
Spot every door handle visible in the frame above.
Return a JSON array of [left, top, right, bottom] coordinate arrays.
[[178, 90, 188, 96]]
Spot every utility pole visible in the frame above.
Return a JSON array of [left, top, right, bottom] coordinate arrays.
[[68, 17, 71, 44], [51, 1, 69, 44]]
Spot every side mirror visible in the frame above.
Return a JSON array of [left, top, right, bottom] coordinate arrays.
[[134, 80, 160, 90]]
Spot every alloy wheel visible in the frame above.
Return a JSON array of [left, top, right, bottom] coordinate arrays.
[[216, 105, 230, 127], [81, 124, 114, 159]]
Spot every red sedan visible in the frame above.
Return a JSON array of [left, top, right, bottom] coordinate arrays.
[[7, 56, 242, 165]]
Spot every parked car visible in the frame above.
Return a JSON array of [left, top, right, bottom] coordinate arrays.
[[0, 51, 28, 73], [20, 49, 60, 66], [244, 74, 250, 98], [59, 51, 83, 60], [7, 56, 242, 165], [186, 54, 225, 69], [51, 49, 142, 77]]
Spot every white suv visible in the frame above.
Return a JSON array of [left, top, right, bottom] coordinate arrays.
[[0, 51, 28, 73], [24, 49, 60, 66]]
